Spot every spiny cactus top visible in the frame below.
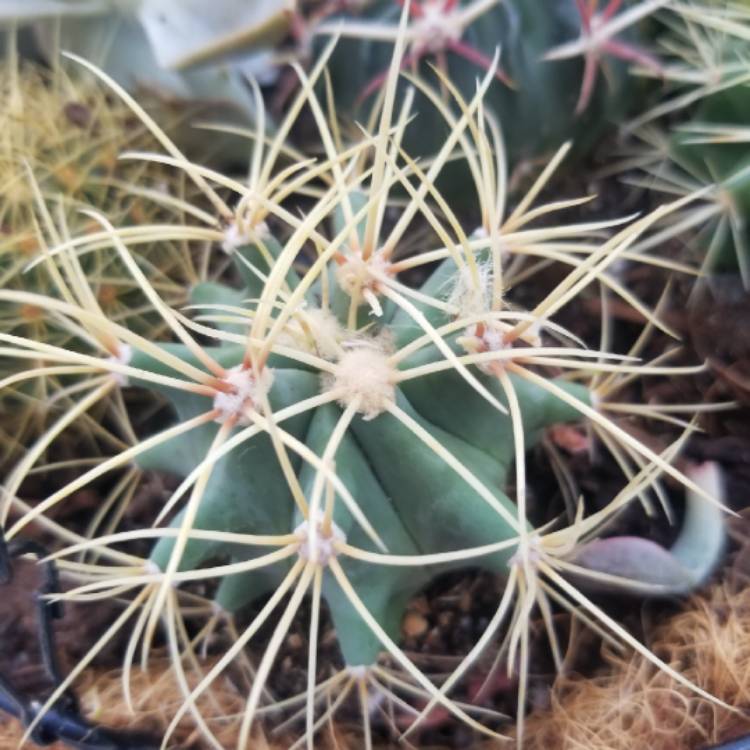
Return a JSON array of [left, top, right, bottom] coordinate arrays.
[[0, 15, 729, 750]]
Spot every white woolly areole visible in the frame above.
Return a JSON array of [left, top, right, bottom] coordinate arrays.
[[302, 308, 344, 359], [414, 0, 462, 53], [211, 600, 227, 617], [144, 559, 162, 576], [212, 364, 274, 425], [448, 261, 494, 318], [460, 315, 543, 373], [106, 343, 132, 387], [461, 320, 507, 358], [344, 665, 384, 712], [481, 326, 505, 353], [448, 230, 512, 317], [508, 535, 542, 569], [326, 342, 395, 420], [460, 320, 520, 375], [335, 253, 390, 307], [278, 307, 344, 361], [347, 665, 369, 680], [221, 219, 269, 254], [589, 388, 600, 410], [294, 512, 346, 566], [144, 558, 176, 588]]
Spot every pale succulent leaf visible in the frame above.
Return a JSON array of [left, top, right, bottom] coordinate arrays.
[[34, 13, 261, 116], [137, 0, 293, 70]]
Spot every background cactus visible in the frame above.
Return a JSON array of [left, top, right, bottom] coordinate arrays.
[[614, 1, 750, 289], [0, 59, 202, 335], [313, 0, 644, 179], [0, 39, 228, 475]]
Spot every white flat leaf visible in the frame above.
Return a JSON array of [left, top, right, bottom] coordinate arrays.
[[34, 13, 263, 116], [0, 0, 107, 22], [137, 0, 293, 70]]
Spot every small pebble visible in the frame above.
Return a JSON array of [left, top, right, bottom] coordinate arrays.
[[286, 633, 304, 650], [402, 611, 429, 638]]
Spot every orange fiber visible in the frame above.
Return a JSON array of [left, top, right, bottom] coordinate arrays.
[[524, 546, 750, 749]]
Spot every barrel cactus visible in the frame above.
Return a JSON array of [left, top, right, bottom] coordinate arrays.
[[1, 19, 729, 750]]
